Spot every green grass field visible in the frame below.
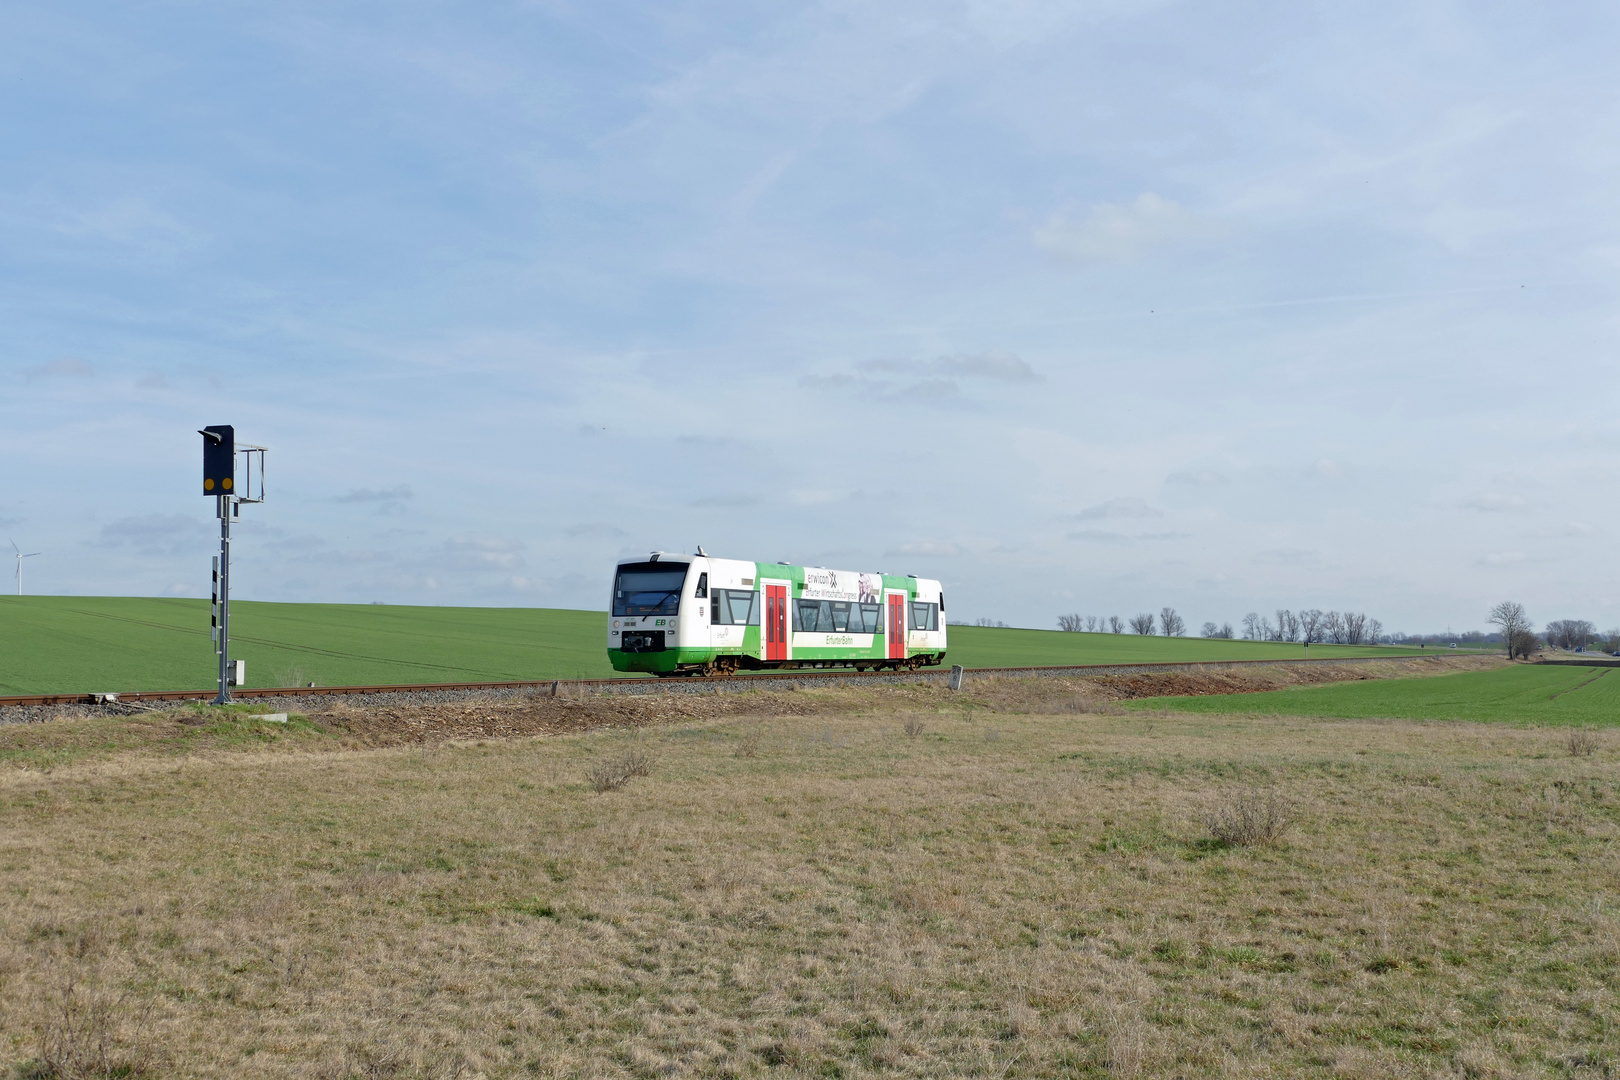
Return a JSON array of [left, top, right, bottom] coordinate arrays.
[[1, 595, 1444, 695], [1137, 663, 1619, 726]]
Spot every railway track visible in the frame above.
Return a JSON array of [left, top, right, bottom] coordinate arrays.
[[0, 652, 1450, 708]]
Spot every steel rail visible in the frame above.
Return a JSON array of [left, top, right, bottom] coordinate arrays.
[[0, 652, 1454, 708]]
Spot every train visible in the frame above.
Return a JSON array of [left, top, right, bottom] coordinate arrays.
[[607, 550, 946, 676]]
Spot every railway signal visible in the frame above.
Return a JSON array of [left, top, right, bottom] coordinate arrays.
[[199, 424, 234, 494], [200, 425, 267, 704]]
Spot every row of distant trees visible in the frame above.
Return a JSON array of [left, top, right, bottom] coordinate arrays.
[[1048, 601, 1616, 656], [1057, 607, 1380, 643], [1239, 609, 1382, 645], [1057, 609, 1188, 636]]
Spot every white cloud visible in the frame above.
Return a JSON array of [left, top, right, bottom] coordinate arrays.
[[1073, 497, 1163, 521], [1166, 470, 1229, 487], [90, 514, 208, 556], [1307, 459, 1352, 480], [803, 354, 1039, 402], [933, 354, 1039, 382], [332, 485, 413, 516], [333, 485, 414, 504], [563, 522, 626, 539], [1253, 549, 1317, 565], [22, 358, 94, 383], [887, 540, 963, 557], [690, 494, 760, 508], [1033, 193, 1221, 262], [442, 536, 524, 571], [1464, 492, 1529, 513], [1066, 529, 1187, 545]]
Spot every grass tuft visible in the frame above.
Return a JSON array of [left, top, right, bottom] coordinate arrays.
[[24, 977, 156, 1080], [1205, 788, 1296, 846], [1566, 726, 1600, 757], [585, 749, 655, 792]]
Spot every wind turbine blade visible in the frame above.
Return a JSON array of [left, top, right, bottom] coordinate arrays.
[[7, 538, 16, 555]]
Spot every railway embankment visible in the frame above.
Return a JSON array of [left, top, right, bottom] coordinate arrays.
[[0, 654, 1502, 752]]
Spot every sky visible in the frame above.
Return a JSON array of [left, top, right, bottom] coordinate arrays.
[[2, 0, 1618, 635]]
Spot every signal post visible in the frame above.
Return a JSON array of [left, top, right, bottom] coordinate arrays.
[[199, 425, 266, 704]]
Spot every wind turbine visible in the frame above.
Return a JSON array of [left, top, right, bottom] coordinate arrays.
[[10, 539, 41, 596]]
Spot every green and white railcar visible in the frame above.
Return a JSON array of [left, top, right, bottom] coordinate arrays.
[[607, 552, 946, 676]]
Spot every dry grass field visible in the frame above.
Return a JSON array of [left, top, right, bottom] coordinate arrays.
[[2, 664, 1617, 1078]]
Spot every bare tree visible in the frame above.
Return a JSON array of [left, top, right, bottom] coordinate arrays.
[[1128, 612, 1156, 635], [1160, 607, 1185, 637], [1275, 609, 1297, 642], [1260, 616, 1274, 641], [1242, 612, 1261, 640], [1343, 612, 1367, 645], [1322, 611, 1345, 644], [1511, 627, 1540, 659], [1202, 621, 1219, 637], [1366, 618, 1383, 644], [1057, 613, 1084, 632], [1108, 615, 1123, 634], [1488, 601, 1533, 659], [1298, 609, 1324, 645], [1220, 621, 1235, 639], [1086, 616, 1099, 632], [1545, 619, 1597, 650]]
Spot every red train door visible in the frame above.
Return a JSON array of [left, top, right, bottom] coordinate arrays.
[[765, 584, 788, 661], [887, 594, 906, 659]]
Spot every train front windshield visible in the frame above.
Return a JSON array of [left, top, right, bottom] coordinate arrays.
[[612, 563, 689, 617]]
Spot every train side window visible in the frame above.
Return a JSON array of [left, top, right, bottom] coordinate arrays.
[[860, 603, 882, 633], [714, 589, 757, 625], [829, 602, 851, 632], [910, 602, 939, 631], [694, 573, 707, 599], [796, 600, 837, 631]]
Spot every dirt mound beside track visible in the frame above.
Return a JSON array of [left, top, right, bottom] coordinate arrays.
[[316, 687, 827, 746]]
